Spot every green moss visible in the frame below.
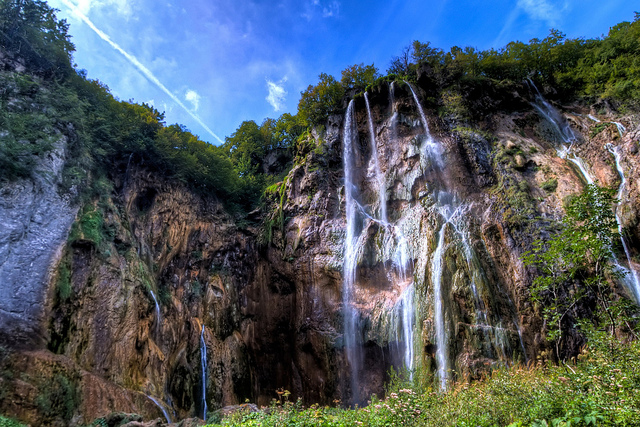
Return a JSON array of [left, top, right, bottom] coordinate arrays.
[[68, 205, 104, 247], [35, 374, 79, 423], [0, 415, 27, 427], [56, 258, 72, 301], [541, 178, 558, 193]]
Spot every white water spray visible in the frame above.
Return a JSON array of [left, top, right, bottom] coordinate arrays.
[[612, 122, 626, 137]]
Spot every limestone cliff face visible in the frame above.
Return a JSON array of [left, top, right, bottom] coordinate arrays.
[[1, 79, 639, 425], [0, 135, 77, 348]]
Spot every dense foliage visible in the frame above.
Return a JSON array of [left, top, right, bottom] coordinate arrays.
[[0, 0, 74, 77], [523, 185, 628, 358], [385, 15, 640, 106]]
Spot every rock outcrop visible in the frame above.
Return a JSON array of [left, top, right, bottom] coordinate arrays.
[[0, 136, 77, 348]]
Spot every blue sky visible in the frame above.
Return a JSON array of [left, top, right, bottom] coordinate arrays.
[[47, 0, 637, 144]]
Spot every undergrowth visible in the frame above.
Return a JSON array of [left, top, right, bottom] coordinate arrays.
[[206, 335, 640, 426]]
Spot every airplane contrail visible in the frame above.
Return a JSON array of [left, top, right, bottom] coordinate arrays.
[[59, 0, 224, 144]]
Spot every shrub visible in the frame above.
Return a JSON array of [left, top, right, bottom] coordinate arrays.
[[541, 178, 558, 193]]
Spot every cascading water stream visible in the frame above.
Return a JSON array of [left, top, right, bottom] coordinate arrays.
[[146, 395, 171, 423], [150, 290, 161, 338], [342, 99, 362, 401], [613, 122, 626, 137], [389, 81, 398, 140], [364, 92, 388, 222], [200, 325, 207, 420], [606, 144, 640, 302], [365, 91, 416, 376], [405, 82, 430, 133], [431, 207, 457, 390], [529, 80, 595, 184]]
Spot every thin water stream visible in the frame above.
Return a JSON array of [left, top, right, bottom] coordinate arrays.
[[200, 325, 207, 420], [146, 395, 171, 424], [606, 144, 640, 302]]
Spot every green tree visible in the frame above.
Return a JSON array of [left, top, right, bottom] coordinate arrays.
[[0, 0, 75, 76], [298, 72, 345, 126], [224, 120, 268, 177], [340, 63, 379, 91], [523, 184, 621, 358], [388, 45, 412, 75], [411, 40, 444, 67]]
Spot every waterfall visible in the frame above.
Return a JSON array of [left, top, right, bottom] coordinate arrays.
[[146, 395, 171, 424], [382, 84, 417, 376], [364, 92, 388, 222], [389, 82, 398, 140], [432, 209, 454, 390], [342, 99, 362, 401], [405, 82, 430, 133], [529, 80, 594, 184], [200, 325, 207, 420], [567, 157, 594, 184], [612, 122, 626, 137], [150, 290, 161, 338], [343, 95, 416, 393], [606, 144, 640, 302]]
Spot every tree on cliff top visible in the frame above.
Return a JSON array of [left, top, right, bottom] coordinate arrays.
[[297, 72, 345, 126], [0, 0, 75, 76]]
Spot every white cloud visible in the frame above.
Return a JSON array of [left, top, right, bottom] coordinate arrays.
[[266, 77, 288, 112], [322, 1, 340, 18], [185, 89, 201, 111], [517, 0, 568, 25], [302, 0, 340, 20]]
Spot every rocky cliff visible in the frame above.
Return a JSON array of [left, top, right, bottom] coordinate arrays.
[[1, 75, 639, 425]]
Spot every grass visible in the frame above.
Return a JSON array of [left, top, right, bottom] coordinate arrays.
[[205, 334, 640, 427]]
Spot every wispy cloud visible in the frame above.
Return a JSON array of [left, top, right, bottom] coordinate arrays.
[[73, 0, 134, 18], [492, 7, 521, 47], [517, 0, 568, 26], [322, 1, 340, 18], [302, 0, 340, 21], [58, 0, 223, 144], [185, 89, 200, 111], [266, 77, 287, 111]]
